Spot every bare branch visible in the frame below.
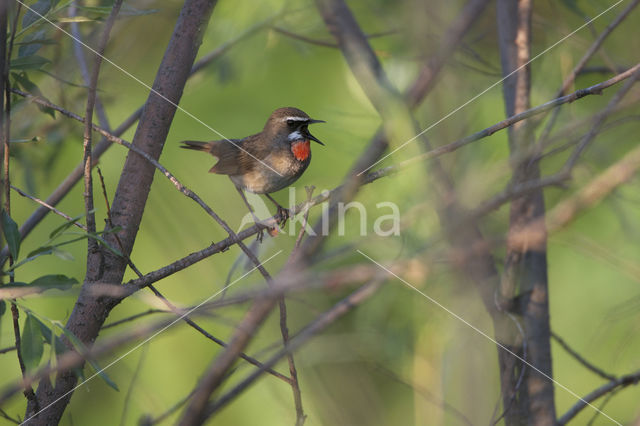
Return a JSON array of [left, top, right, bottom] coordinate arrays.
[[81, 0, 123, 280], [557, 370, 640, 425], [10, 185, 86, 231], [202, 281, 384, 421], [551, 332, 616, 381]]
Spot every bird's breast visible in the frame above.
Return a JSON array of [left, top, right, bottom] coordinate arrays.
[[291, 140, 311, 161]]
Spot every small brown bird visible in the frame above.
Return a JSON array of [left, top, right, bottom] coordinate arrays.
[[181, 107, 324, 236]]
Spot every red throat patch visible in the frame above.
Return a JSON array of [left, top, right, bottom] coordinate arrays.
[[291, 140, 311, 161]]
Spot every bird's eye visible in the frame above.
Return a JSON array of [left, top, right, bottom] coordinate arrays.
[[286, 120, 295, 127]]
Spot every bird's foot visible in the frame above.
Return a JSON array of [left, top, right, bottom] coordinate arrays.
[[276, 206, 290, 226], [255, 227, 265, 243]]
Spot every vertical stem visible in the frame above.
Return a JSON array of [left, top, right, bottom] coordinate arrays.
[[1, 1, 38, 415], [82, 0, 123, 281], [497, 0, 556, 424]]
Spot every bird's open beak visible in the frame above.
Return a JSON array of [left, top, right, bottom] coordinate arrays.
[[307, 119, 325, 145]]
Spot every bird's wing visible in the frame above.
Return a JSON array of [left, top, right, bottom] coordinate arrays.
[[208, 134, 270, 175]]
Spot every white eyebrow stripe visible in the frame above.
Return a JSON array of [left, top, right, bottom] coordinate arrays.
[[282, 116, 310, 122], [288, 131, 303, 140]]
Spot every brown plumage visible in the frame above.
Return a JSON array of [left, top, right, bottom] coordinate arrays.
[[181, 107, 324, 235]]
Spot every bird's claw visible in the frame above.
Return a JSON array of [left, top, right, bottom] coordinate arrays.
[[256, 227, 265, 243], [276, 206, 290, 226]]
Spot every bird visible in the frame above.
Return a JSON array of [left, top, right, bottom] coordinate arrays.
[[181, 107, 324, 238]]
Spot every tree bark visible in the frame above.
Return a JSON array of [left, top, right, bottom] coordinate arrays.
[[497, 0, 556, 424]]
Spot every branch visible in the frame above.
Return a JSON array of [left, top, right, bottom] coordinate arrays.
[[10, 185, 86, 230], [406, 0, 492, 107], [557, 370, 640, 425], [551, 332, 616, 381], [271, 25, 396, 48], [534, 0, 640, 145], [398, 62, 640, 170], [81, 0, 123, 278], [202, 281, 383, 420]]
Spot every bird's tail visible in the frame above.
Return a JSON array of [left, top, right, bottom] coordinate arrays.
[[180, 140, 211, 152]]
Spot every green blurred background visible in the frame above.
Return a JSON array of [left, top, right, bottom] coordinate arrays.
[[1, 0, 640, 424]]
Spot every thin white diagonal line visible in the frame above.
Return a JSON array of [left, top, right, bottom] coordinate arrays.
[[357, 0, 626, 176], [357, 249, 622, 426], [20, 250, 283, 425], [14, 0, 283, 177]]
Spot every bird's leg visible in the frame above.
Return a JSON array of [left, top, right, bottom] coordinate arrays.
[[264, 193, 290, 226], [234, 185, 269, 242]]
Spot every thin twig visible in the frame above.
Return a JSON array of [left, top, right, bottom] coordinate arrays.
[[565, 67, 640, 170], [69, 3, 112, 133], [557, 370, 640, 425], [2, 1, 38, 412], [0, 408, 20, 424], [272, 26, 396, 48], [551, 332, 616, 381], [119, 343, 148, 426], [81, 0, 123, 261], [202, 281, 384, 420], [533, 0, 640, 147], [10, 185, 86, 231], [0, 345, 17, 354]]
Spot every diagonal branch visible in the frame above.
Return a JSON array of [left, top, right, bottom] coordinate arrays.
[[551, 332, 616, 381], [557, 370, 640, 425]]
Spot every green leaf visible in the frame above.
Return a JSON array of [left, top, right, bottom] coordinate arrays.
[[77, 5, 158, 17], [1, 210, 21, 260], [37, 319, 66, 354], [49, 212, 90, 239], [21, 313, 44, 371], [53, 247, 74, 261], [10, 136, 41, 143], [10, 55, 50, 70], [22, 0, 54, 28], [12, 71, 56, 119], [57, 16, 95, 23], [30, 274, 78, 290], [57, 327, 119, 391], [17, 30, 54, 57]]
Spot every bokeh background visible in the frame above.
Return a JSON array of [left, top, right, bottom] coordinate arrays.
[[1, 0, 640, 424]]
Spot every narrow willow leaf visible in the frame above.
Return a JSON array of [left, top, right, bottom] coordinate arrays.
[[1, 210, 21, 260], [30, 274, 78, 289], [21, 314, 44, 371], [49, 212, 91, 239], [10, 55, 50, 70], [9, 136, 41, 143], [57, 16, 94, 23], [22, 0, 53, 28], [58, 327, 119, 391]]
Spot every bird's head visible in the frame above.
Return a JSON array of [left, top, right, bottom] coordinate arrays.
[[264, 107, 325, 146]]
